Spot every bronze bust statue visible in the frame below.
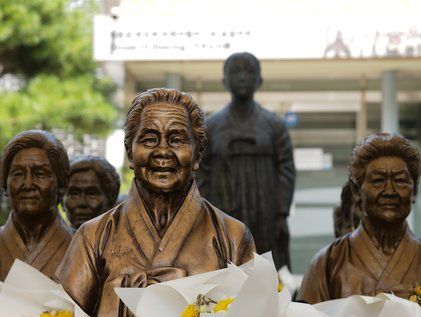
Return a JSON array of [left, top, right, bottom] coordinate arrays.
[[0, 130, 73, 281], [298, 133, 421, 303], [197, 52, 296, 269], [57, 88, 256, 317], [63, 155, 120, 230]]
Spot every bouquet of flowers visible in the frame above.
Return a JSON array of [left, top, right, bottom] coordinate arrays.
[[409, 285, 421, 306], [0, 260, 88, 317], [115, 253, 322, 317], [115, 252, 421, 317]]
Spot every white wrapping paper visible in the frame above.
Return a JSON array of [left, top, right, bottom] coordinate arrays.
[[0, 259, 89, 317], [115, 252, 421, 317], [314, 292, 421, 317], [116, 253, 285, 317]]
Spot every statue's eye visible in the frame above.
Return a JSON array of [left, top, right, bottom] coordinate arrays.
[[395, 177, 408, 185], [140, 134, 158, 147], [87, 189, 100, 197], [371, 177, 385, 185], [10, 170, 24, 177], [35, 170, 48, 178], [169, 134, 184, 147], [67, 189, 79, 196]]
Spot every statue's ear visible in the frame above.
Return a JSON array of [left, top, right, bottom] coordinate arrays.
[[124, 140, 133, 168], [126, 147, 134, 170], [413, 182, 418, 203], [411, 185, 417, 204], [256, 76, 263, 88], [193, 152, 202, 171]]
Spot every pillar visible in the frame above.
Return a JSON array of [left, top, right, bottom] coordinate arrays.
[[356, 77, 367, 142], [381, 71, 399, 133]]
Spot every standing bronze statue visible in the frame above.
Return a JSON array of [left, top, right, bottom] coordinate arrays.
[[63, 155, 120, 230], [298, 133, 421, 303], [0, 130, 73, 281], [197, 52, 296, 269], [57, 88, 256, 317]]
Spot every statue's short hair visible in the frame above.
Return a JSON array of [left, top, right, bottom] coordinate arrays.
[[223, 52, 261, 76], [124, 88, 207, 161], [68, 155, 120, 208], [348, 133, 421, 194], [1, 130, 69, 197]]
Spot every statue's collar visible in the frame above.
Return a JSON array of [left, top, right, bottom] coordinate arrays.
[[123, 179, 203, 266]]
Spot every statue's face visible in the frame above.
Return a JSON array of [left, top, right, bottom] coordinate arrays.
[[63, 169, 108, 229], [7, 148, 58, 217], [359, 156, 414, 224], [130, 103, 198, 193], [224, 57, 261, 99]]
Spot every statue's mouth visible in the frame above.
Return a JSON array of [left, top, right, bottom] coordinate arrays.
[[20, 195, 39, 201], [149, 166, 176, 172], [378, 200, 400, 207]]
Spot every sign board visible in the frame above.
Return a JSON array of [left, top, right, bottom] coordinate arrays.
[[94, 16, 289, 61], [94, 0, 421, 61]]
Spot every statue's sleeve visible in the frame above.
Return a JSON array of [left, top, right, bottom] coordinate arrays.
[[273, 116, 296, 217], [232, 225, 256, 265], [296, 247, 331, 304], [56, 225, 100, 316]]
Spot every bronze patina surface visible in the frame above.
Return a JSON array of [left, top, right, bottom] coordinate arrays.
[[298, 133, 421, 303], [0, 130, 73, 281], [63, 155, 120, 230], [197, 52, 295, 269], [57, 88, 256, 317]]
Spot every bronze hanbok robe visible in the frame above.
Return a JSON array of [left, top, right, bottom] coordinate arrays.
[[0, 214, 73, 281], [297, 223, 421, 304], [56, 181, 255, 317], [197, 103, 295, 269]]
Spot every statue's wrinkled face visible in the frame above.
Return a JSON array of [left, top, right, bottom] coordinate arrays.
[[130, 103, 198, 193], [7, 148, 58, 216], [63, 169, 108, 229], [223, 56, 262, 99], [359, 156, 414, 224]]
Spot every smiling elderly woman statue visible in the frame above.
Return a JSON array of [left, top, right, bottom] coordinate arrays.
[[57, 88, 256, 317], [0, 130, 73, 281], [297, 133, 421, 303]]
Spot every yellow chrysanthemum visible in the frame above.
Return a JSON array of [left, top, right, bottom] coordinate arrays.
[[409, 295, 418, 303], [181, 304, 200, 317], [214, 298, 234, 312], [278, 283, 284, 292], [39, 311, 73, 317], [415, 286, 421, 296]]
